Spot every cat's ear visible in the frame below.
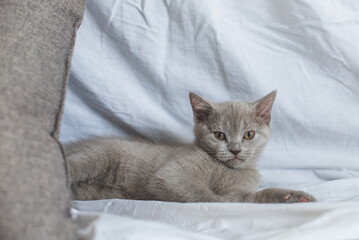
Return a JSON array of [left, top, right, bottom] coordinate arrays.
[[189, 92, 213, 123], [254, 90, 277, 125]]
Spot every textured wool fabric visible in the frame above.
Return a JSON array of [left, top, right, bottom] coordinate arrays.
[[0, 1, 86, 239]]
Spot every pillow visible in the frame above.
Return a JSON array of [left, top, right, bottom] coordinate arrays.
[[0, 1, 86, 239]]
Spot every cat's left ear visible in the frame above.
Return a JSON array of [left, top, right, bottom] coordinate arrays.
[[189, 92, 213, 123], [254, 90, 277, 125]]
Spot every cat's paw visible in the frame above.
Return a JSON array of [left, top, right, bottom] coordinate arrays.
[[255, 188, 317, 203], [282, 191, 316, 203]]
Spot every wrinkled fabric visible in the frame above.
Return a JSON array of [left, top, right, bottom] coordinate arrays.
[[72, 179, 359, 240], [63, 1, 359, 239], [60, 0, 359, 186]]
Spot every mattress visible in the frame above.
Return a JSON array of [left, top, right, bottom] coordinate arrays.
[[61, 0, 359, 239]]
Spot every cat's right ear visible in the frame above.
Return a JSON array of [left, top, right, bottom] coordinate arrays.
[[254, 90, 277, 125], [189, 92, 213, 123]]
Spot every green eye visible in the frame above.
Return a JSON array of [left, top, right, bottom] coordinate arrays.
[[243, 131, 255, 140], [214, 132, 226, 141]]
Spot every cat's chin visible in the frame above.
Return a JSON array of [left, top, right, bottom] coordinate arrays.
[[224, 157, 245, 169]]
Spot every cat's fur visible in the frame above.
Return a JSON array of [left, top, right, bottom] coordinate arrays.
[[66, 91, 316, 203]]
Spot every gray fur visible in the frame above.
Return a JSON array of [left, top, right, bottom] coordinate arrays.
[[66, 91, 316, 203]]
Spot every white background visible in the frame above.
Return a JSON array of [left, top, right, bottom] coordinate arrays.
[[62, 1, 359, 239], [61, 0, 359, 187]]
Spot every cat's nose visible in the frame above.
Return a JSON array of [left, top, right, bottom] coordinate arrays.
[[229, 150, 241, 156]]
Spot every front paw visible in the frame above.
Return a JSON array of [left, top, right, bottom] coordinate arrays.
[[282, 191, 316, 203]]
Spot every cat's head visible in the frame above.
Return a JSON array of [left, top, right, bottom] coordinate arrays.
[[190, 91, 276, 169]]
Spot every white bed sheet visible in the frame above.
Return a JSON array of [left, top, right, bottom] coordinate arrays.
[[61, 0, 359, 239], [60, 0, 359, 187], [72, 178, 359, 240]]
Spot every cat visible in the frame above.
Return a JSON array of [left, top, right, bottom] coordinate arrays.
[[66, 91, 316, 203]]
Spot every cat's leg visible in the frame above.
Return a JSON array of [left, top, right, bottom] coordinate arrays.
[[147, 175, 225, 202], [65, 137, 119, 184], [174, 187, 225, 202], [65, 138, 129, 200], [147, 162, 226, 202], [254, 188, 316, 203], [72, 182, 126, 200]]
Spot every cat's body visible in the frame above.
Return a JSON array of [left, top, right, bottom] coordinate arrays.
[[66, 91, 316, 203], [67, 138, 260, 201]]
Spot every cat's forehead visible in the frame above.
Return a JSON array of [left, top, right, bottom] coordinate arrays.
[[209, 101, 258, 131]]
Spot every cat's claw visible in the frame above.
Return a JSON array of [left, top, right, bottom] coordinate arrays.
[[283, 194, 291, 201], [282, 191, 316, 203]]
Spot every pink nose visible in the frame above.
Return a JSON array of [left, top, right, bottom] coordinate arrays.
[[230, 150, 240, 156]]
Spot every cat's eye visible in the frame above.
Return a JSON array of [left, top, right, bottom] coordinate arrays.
[[214, 132, 226, 141], [243, 131, 255, 140]]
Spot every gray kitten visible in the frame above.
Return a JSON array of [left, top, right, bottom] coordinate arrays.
[[66, 91, 316, 203]]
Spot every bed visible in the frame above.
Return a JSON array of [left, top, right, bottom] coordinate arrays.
[[60, 0, 359, 239]]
